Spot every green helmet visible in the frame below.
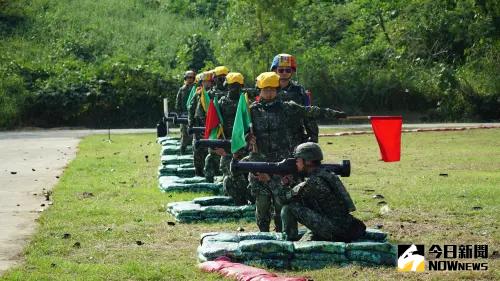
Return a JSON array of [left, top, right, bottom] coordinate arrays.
[[294, 142, 323, 161]]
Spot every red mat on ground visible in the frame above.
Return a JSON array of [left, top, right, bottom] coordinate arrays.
[[199, 257, 308, 281]]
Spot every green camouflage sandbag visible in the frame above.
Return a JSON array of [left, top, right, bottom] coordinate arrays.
[[202, 205, 242, 216], [293, 252, 346, 262], [239, 240, 294, 258], [193, 196, 235, 206], [345, 250, 396, 265], [201, 233, 240, 244], [166, 202, 202, 216], [346, 242, 396, 254], [161, 154, 193, 165], [157, 137, 179, 145], [200, 232, 234, 243], [293, 241, 346, 254], [161, 145, 192, 155], [160, 182, 222, 193], [158, 165, 195, 177], [245, 259, 289, 269], [197, 242, 243, 260], [238, 232, 284, 241], [238, 205, 256, 215]]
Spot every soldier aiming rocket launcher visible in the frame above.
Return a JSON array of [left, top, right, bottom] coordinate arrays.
[[194, 139, 231, 152], [230, 158, 350, 177]]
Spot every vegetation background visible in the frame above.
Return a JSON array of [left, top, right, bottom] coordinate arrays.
[[1, 0, 499, 128]]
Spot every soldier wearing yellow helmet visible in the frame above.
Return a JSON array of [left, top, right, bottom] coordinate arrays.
[[210, 66, 229, 99], [202, 67, 228, 182], [188, 70, 214, 176], [243, 72, 347, 232]]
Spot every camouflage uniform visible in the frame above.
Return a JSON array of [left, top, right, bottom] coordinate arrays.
[[278, 81, 319, 145], [203, 88, 224, 182], [280, 168, 366, 242], [217, 92, 252, 205], [188, 89, 208, 176], [249, 100, 344, 232], [176, 83, 194, 154]]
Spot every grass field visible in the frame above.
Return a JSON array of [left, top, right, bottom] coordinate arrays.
[[1, 129, 499, 280]]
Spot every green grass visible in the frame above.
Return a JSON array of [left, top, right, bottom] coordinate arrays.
[[1, 129, 499, 280]]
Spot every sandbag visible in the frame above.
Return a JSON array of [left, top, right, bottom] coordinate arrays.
[[167, 199, 255, 222], [345, 250, 396, 265], [161, 145, 192, 155], [164, 182, 222, 193], [346, 241, 396, 254], [193, 196, 235, 206], [245, 259, 290, 270], [157, 137, 180, 145], [167, 202, 202, 216], [239, 240, 294, 258], [161, 154, 193, 165], [158, 165, 195, 177], [293, 241, 345, 254], [198, 242, 243, 260], [201, 233, 240, 244], [203, 205, 242, 215], [238, 232, 284, 242], [293, 252, 346, 262]]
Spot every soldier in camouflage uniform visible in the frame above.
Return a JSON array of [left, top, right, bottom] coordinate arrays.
[[203, 66, 230, 182], [246, 72, 346, 232], [175, 70, 196, 154], [188, 71, 214, 176], [211, 72, 253, 205], [271, 54, 319, 145], [280, 142, 366, 242]]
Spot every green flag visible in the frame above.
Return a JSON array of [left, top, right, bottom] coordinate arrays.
[[186, 84, 198, 111], [231, 93, 251, 153]]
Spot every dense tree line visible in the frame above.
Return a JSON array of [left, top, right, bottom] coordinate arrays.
[[0, 0, 498, 128]]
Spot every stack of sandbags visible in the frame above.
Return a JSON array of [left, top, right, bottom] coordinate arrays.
[[166, 196, 255, 222], [166, 202, 203, 222], [198, 232, 291, 269], [159, 176, 223, 193], [158, 163, 195, 177], [160, 154, 194, 165], [197, 229, 396, 269], [157, 136, 180, 146], [160, 144, 192, 155]]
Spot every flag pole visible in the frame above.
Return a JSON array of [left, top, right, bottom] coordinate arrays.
[[346, 115, 371, 120]]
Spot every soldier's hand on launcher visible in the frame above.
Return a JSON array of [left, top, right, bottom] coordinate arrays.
[[246, 133, 256, 146], [214, 147, 227, 157], [254, 172, 270, 183]]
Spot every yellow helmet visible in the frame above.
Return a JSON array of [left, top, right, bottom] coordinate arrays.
[[213, 66, 229, 76], [256, 72, 279, 89], [200, 71, 214, 82], [195, 73, 202, 83], [225, 72, 244, 85]]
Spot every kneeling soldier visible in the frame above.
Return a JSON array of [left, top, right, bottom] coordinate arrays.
[[280, 142, 366, 242]]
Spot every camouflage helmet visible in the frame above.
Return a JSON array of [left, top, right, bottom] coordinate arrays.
[[294, 142, 323, 161]]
